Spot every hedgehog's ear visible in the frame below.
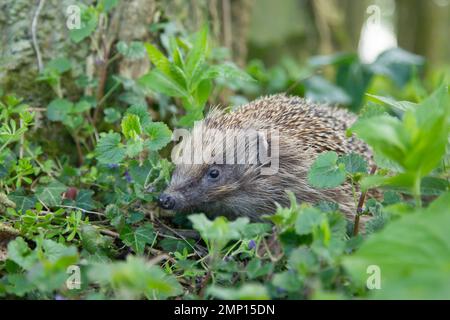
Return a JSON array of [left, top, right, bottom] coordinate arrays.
[[257, 131, 269, 164]]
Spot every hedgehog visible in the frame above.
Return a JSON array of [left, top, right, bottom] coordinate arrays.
[[158, 94, 372, 222]]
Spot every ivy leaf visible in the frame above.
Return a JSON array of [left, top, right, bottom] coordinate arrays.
[[337, 153, 368, 174], [8, 190, 36, 212], [66, 189, 95, 211], [144, 122, 172, 151], [35, 180, 67, 207], [307, 152, 346, 189], [95, 132, 126, 164], [120, 223, 156, 255]]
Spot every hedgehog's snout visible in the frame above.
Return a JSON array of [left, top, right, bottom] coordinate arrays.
[[158, 193, 176, 210]]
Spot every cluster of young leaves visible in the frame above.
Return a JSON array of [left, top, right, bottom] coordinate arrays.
[[305, 84, 450, 299], [183, 192, 359, 300], [139, 25, 254, 126], [351, 84, 450, 205], [96, 105, 172, 165]]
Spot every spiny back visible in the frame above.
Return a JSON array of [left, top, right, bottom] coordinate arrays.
[[207, 94, 371, 158]]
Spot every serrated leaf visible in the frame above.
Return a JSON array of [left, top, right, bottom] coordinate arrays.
[[95, 132, 126, 164], [145, 43, 172, 76], [121, 114, 141, 140], [125, 105, 151, 127], [308, 152, 346, 189], [295, 207, 325, 235], [338, 153, 368, 174], [104, 108, 121, 123], [144, 122, 172, 151], [343, 193, 450, 299]]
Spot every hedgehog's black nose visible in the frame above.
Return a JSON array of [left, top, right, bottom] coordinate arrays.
[[158, 194, 175, 210]]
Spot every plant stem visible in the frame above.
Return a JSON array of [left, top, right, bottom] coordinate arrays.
[[353, 165, 377, 236], [413, 175, 422, 208]]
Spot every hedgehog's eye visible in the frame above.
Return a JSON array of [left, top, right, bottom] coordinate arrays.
[[207, 168, 220, 180]]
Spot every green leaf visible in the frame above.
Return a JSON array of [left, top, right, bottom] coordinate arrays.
[[73, 100, 92, 113], [308, 152, 346, 189], [138, 69, 189, 98], [95, 132, 126, 164], [366, 94, 417, 114], [125, 105, 151, 127], [205, 62, 255, 82], [305, 76, 352, 105], [117, 41, 146, 60], [35, 180, 67, 207], [185, 25, 209, 82], [126, 139, 144, 157], [69, 7, 98, 43], [207, 283, 269, 300], [121, 114, 142, 140], [88, 255, 182, 299], [337, 153, 368, 174], [47, 99, 73, 121], [144, 43, 172, 76], [7, 237, 38, 270], [74, 189, 95, 211], [46, 58, 72, 74], [144, 122, 172, 151], [351, 115, 407, 167], [295, 207, 325, 235], [120, 223, 156, 255], [8, 191, 36, 212], [343, 192, 450, 299], [369, 48, 424, 87], [104, 108, 121, 123], [100, 0, 119, 13], [246, 258, 273, 279], [189, 214, 249, 251], [272, 271, 303, 292]]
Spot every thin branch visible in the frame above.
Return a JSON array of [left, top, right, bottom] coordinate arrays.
[[31, 0, 46, 73], [56, 205, 105, 216]]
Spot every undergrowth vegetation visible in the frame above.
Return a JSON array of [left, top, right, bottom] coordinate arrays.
[[0, 1, 449, 300]]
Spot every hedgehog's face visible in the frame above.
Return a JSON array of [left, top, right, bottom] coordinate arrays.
[[158, 163, 247, 215]]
